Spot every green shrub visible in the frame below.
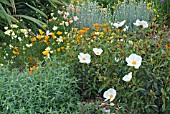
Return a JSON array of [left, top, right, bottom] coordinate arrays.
[[63, 19, 170, 113], [70, 1, 112, 28], [0, 57, 80, 113], [69, 0, 157, 30], [112, 0, 156, 30]]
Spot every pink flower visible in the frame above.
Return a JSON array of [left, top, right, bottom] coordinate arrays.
[[50, 13, 54, 16], [64, 12, 69, 16], [73, 16, 79, 21], [58, 10, 63, 15], [52, 17, 57, 20], [65, 22, 69, 26], [52, 26, 58, 31], [63, 15, 67, 19], [67, 6, 72, 11], [69, 20, 73, 24]]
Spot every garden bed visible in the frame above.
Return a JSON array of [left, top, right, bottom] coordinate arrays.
[[0, 0, 170, 113]]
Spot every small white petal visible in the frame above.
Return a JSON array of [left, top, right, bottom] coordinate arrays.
[[122, 72, 132, 82]]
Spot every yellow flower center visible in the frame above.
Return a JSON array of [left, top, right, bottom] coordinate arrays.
[[110, 94, 113, 99], [82, 57, 86, 60], [132, 61, 136, 65], [96, 52, 100, 55]]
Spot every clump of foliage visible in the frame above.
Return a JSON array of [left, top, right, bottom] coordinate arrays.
[[0, 5, 79, 69], [69, 1, 111, 28], [112, 0, 157, 30], [69, 0, 157, 30], [0, 57, 80, 113], [63, 19, 170, 113]]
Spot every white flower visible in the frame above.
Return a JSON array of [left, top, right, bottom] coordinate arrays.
[[115, 57, 120, 62], [64, 12, 69, 16], [50, 13, 54, 16], [93, 48, 103, 55], [69, 20, 73, 24], [4, 30, 12, 35], [0, 64, 3, 67], [9, 44, 13, 48], [78, 53, 91, 64], [65, 22, 69, 26], [73, 16, 79, 21], [26, 43, 33, 48], [52, 17, 57, 20], [52, 26, 58, 31], [11, 24, 19, 28], [128, 40, 133, 45], [133, 19, 141, 26], [20, 29, 28, 35], [141, 21, 148, 28], [123, 25, 129, 31], [46, 30, 51, 36], [63, 15, 67, 19], [11, 32, 15, 37], [133, 19, 148, 28], [56, 36, 64, 42], [58, 10, 63, 15], [122, 72, 132, 82], [4, 27, 8, 30], [103, 88, 116, 102], [45, 47, 51, 51], [113, 20, 126, 28], [94, 32, 100, 35], [18, 37, 22, 41], [126, 54, 142, 69], [59, 21, 64, 25]]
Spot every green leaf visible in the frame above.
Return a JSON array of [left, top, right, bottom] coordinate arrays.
[[49, 0, 68, 6], [0, 0, 11, 6], [25, 3, 48, 18], [7, 14, 18, 23], [15, 15, 46, 28], [98, 84, 106, 93], [0, 3, 11, 25], [162, 97, 166, 112], [118, 103, 127, 107], [10, 0, 16, 13]]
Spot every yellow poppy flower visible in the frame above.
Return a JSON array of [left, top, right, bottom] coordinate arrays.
[[42, 50, 50, 56], [56, 31, 62, 35], [39, 29, 44, 35], [13, 50, 19, 55]]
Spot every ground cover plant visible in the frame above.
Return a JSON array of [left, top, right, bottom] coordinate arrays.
[[0, 0, 170, 113], [0, 58, 80, 113]]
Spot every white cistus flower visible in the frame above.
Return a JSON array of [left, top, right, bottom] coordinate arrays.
[[103, 88, 116, 102], [126, 54, 142, 69], [93, 48, 103, 55], [122, 72, 132, 82], [113, 20, 126, 28], [78, 53, 91, 64], [133, 19, 148, 28]]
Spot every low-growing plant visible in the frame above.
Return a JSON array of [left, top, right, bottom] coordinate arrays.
[[0, 57, 80, 113]]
